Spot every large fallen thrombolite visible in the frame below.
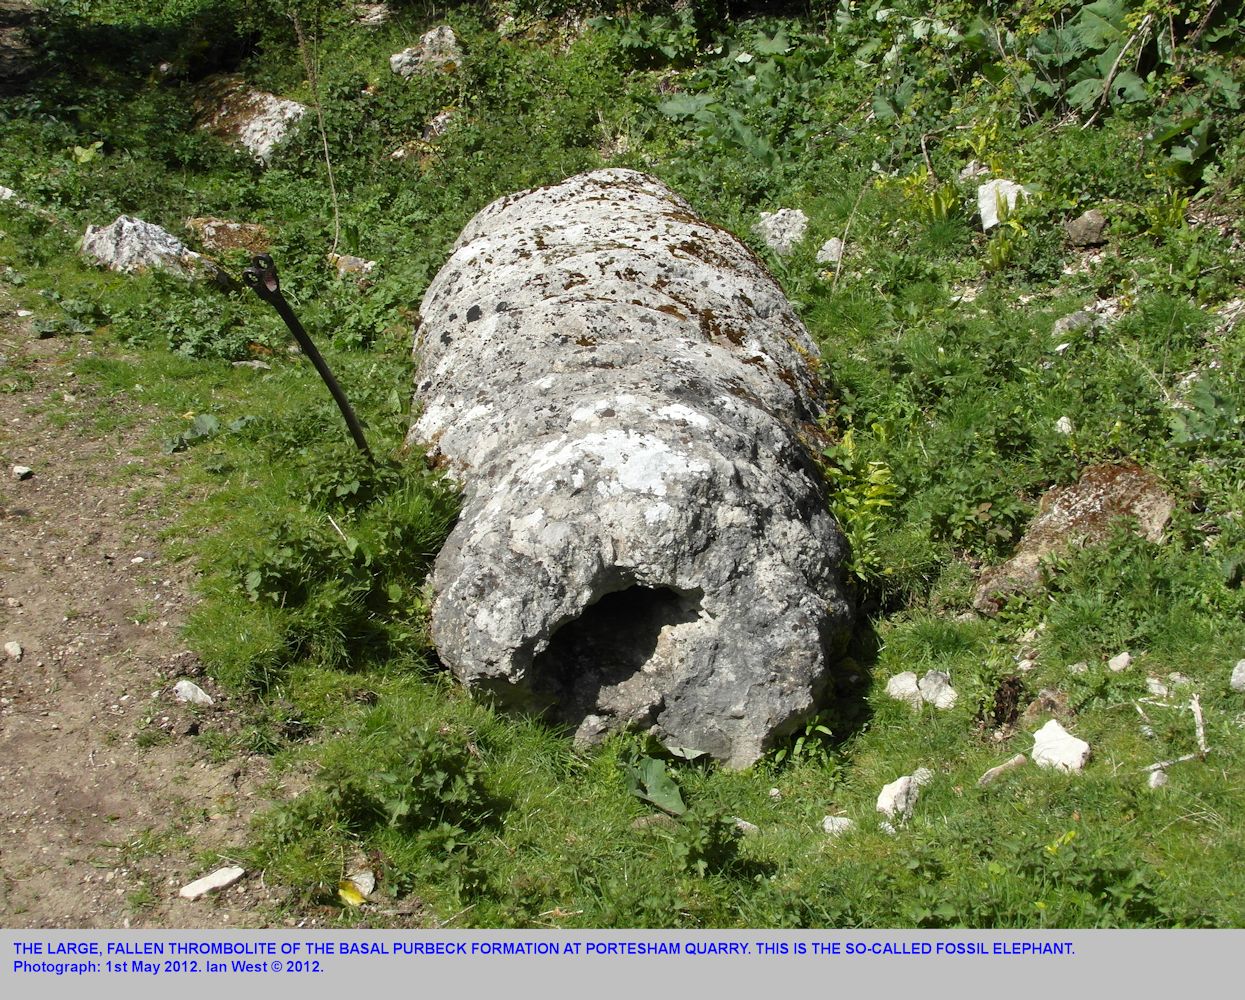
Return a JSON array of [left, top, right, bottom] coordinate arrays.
[[409, 169, 852, 767]]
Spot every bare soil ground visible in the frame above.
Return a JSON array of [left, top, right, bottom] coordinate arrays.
[[0, 293, 288, 928]]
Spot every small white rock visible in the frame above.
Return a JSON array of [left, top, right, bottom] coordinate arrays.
[[733, 817, 759, 835], [885, 671, 923, 709], [977, 179, 1026, 230], [1055, 416, 1074, 435], [815, 237, 844, 264], [1067, 661, 1089, 675], [1232, 659, 1245, 693], [1108, 651, 1132, 673], [1032, 719, 1090, 773], [4, 641, 22, 661], [1145, 677, 1169, 697], [178, 866, 244, 900], [768, 787, 781, 801], [172, 679, 213, 706], [876, 768, 933, 822], [918, 669, 958, 709], [16, 309, 33, 318], [822, 816, 855, 837], [1016, 657, 1037, 673], [1166, 672, 1191, 688], [754, 208, 809, 256], [1148, 770, 1168, 789], [12, 465, 32, 480]]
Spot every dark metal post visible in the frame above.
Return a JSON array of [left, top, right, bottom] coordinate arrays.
[[242, 254, 373, 460]]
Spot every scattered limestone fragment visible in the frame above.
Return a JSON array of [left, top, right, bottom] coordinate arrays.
[[354, 2, 390, 26], [732, 818, 759, 835], [81, 216, 212, 279], [1108, 651, 1131, 673], [1055, 416, 1074, 435], [409, 169, 851, 768], [1231, 659, 1245, 693], [977, 179, 1026, 230], [1053, 310, 1094, 338], [4, 641, 22, 662], [1032, 719, 1090, 773], [12, 465, 31, 480], [179, 866, 244, 900], [822, 816, 855, 837], [816, 237, 844, 265], [172, 679, 213, 707], [887, 670, 957, 710], [196, 76, 306, 164], [977, 753, 1027, 788], [184, 217, 270, 255], [885, 672, 923, 709], [975, 462, 1174, 614], [754, 208, 808, 256], [1064, 209, 1107, 247], [918, 669, 958, 710], [329, 253, 377, 279], [1148, 770, 1168, 790], [390, 26, 462, 78], [876, 768, 933, 823]]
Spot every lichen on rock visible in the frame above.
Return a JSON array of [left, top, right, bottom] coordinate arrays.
[[409, 168, 852, 767]]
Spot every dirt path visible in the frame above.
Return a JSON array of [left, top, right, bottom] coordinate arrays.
[[0, 293, 287, 928]]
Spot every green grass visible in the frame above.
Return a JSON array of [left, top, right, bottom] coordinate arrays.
[[2, 0, 1244, 928]]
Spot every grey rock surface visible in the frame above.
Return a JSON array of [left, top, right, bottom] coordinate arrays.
[[196, 76, 306, 164], [172, 679, 213, 707], [81, 216, 211, 279], [822, 815, 854, 837], [975, 462, 1174, 613], [918, 669, 957, 709], [1232, 659, 1245, 693], [815, 237, 844, 265], [885, 671, 922, 709], [1065, 209, 1108, 247], [409, 168, 851, 768], [391, 26, 462, 77], [754, 208, 808, 256], [876, 767, 933, 822], [1032, 719, 1090, 773]]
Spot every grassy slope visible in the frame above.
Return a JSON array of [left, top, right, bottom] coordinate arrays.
[[2, 0, 1243, 926]]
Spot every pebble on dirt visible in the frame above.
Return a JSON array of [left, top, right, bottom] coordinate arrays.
[[172, 679, 213, 706], [12, 465, 32, 480], [4, 641, 22, 661], [178, 866, 245, 900]]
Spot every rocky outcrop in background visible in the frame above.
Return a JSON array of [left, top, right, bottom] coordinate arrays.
[[409, 168, 851, 767]]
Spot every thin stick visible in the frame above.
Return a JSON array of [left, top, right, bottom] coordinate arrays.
[[292, 9, 342, 255], [1191, 694, 1208, 756], [1144, 752, 1201, 773], [1083, 15, 1154, 129], [326, 514, 347, 542], [977, 753, 1027, 789], [831, 183, 869, 292]]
